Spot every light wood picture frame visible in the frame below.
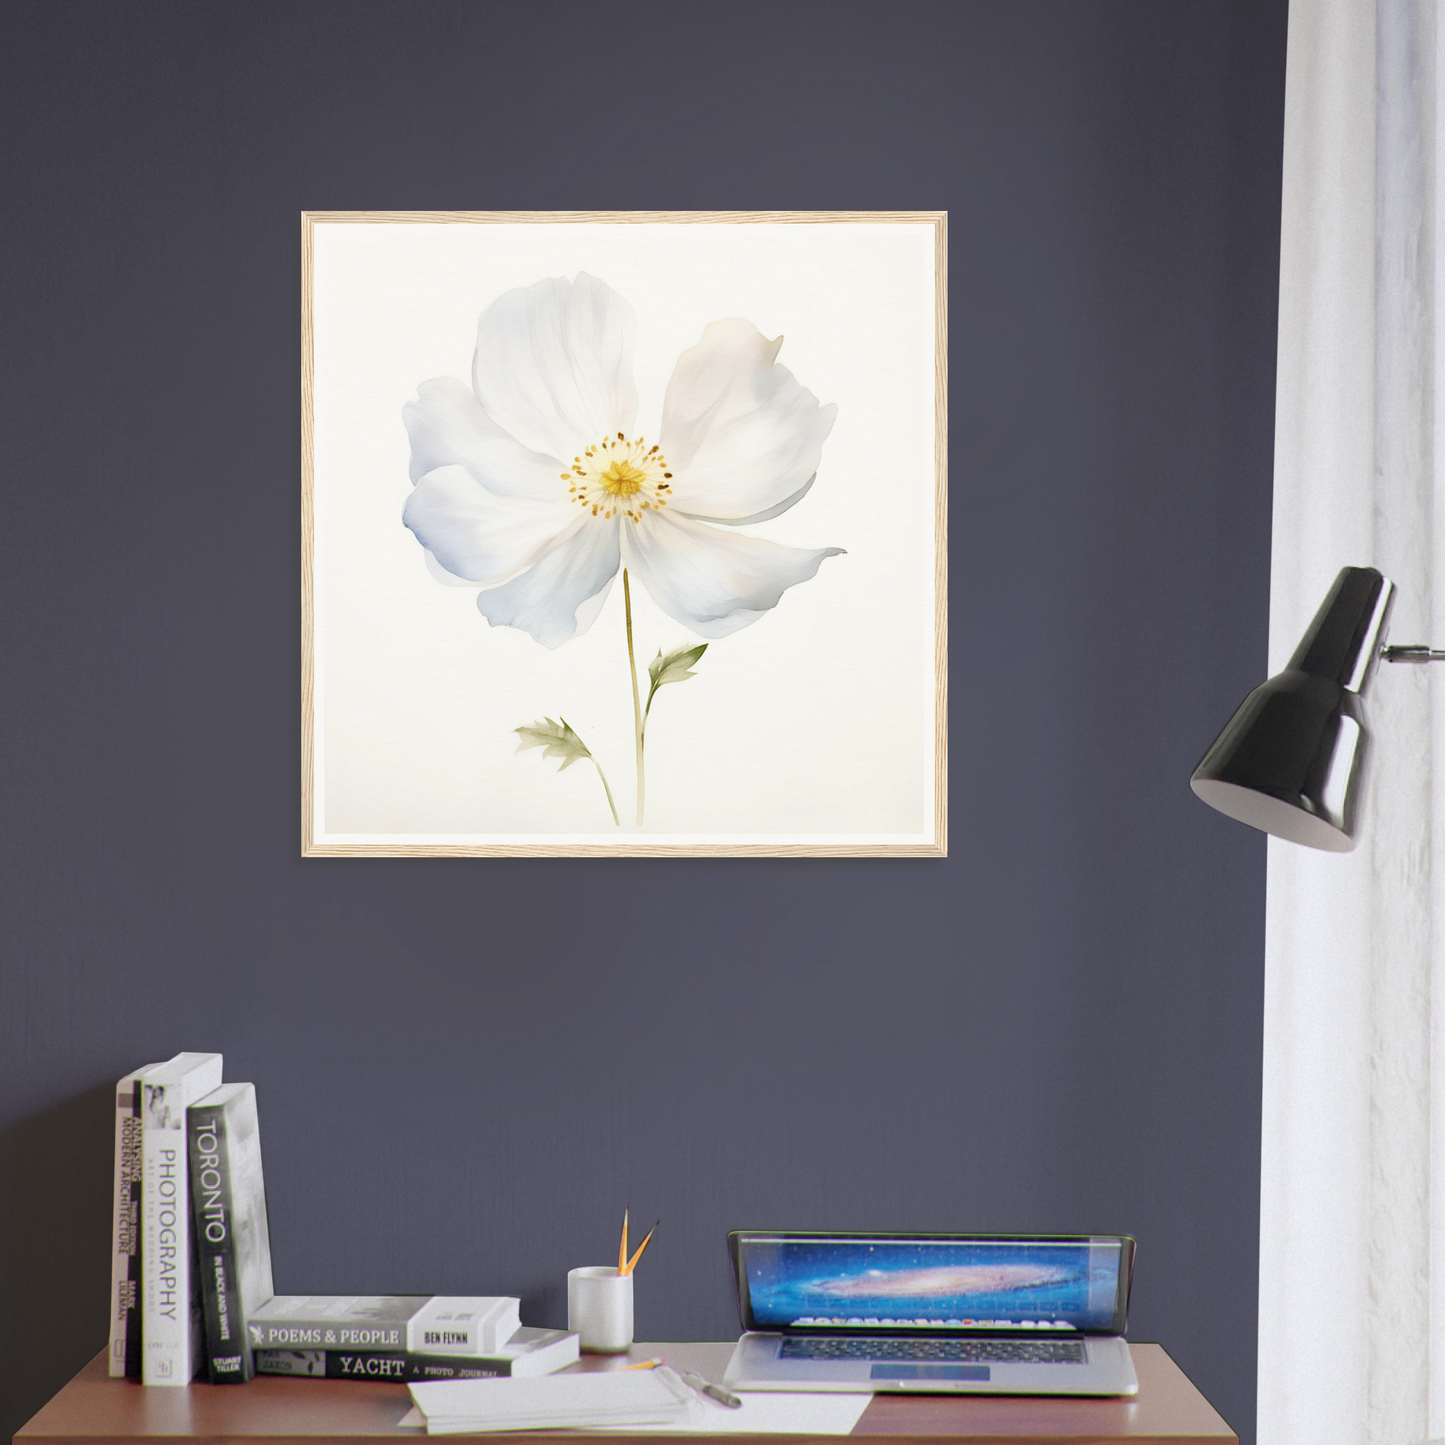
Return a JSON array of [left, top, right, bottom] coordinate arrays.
[[302, 211, 946, 857]]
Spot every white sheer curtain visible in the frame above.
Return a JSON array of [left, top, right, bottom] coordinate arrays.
[[1261, 2, 1445, 1443]]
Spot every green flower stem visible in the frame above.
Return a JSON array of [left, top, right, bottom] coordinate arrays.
[[593, 759, 620, 827], [623, 568, 644, 824]]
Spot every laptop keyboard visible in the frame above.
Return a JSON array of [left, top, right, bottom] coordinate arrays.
[[780, 1336, 1087, 1365]]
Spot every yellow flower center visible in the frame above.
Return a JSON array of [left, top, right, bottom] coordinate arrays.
[[600, 460, 646, 496], [560, 433, 674, 523]]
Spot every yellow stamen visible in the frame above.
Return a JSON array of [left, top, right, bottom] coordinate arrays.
[[563, 433, 674, 523]]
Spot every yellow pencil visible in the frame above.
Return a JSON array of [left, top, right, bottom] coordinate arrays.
[[624, 1220, 658, 1274], [618, 1208, 630, 1275]]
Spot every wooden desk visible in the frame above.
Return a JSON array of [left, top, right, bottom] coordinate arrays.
[[15, 1342, 1235, 1445]]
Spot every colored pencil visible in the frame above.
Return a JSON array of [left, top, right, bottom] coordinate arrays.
[[623, 1220, 658, 1275]]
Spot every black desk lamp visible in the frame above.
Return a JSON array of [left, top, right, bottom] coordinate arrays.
[[1190, 565, 1444, 851]]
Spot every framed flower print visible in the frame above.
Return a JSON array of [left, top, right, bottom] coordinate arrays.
[[302, 211, 945, 857]]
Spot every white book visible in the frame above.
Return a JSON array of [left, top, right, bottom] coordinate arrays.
[[141, 1051, 222, 1385], [107, 1062, 162, 1377], [412, 1297, 522, 1355], [248, 1295, 522, 1355]]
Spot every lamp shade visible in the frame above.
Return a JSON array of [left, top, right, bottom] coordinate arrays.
[[1189, 566, 1394, 852]]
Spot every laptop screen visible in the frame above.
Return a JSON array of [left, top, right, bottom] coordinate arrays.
[[729, 1232, 1134, 1335]]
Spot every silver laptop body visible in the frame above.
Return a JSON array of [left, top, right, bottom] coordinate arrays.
[[722, 1231, 1139, 1397]]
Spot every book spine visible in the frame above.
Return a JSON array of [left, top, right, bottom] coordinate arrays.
[[142, 1082, 194, 1384], [107, 1079, 145, 1378], [412, 1323, 482, 1353], [408, 1298, 521, 1355], [403, 1352, 518, 1381], [247, 1320, 409, 1351], [188, 1101, 251, 1382], [255, 1348, 518, 1381]]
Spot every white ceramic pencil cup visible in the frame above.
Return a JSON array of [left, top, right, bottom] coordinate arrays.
[[567, 1266, 634, 1353]]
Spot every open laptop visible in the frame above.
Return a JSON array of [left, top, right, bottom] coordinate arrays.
[[723, 1230, 1138, 1396]]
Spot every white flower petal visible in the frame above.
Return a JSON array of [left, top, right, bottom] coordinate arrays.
[[623, 508, 844, 639], [659, 319, 838, 522], [423, 548, 482, 587], [476, 515, 622, 649], [403, 465, 573, 587], [686, 472, 818, 528], [403, 378, 564, 501], [471, 273, 639, 461], [570, 573, 616, 636]]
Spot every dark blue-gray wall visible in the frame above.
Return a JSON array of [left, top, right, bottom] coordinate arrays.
[[0, 3, 1285, 1442]]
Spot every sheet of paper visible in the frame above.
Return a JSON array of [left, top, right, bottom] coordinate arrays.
[[408, 1367, 696, 1433], [398, 1370, 872, 1435], [401, 1392, 873, 1434], [605, 1391, 873, 1434]]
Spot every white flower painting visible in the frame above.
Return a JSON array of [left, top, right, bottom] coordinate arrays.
[[302, 212, 944, 856], [401, 273, 844, 824]]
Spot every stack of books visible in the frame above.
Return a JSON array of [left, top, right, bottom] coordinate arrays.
[[107, 1052, 578, 1387], [249, 1299, 578, 1382]]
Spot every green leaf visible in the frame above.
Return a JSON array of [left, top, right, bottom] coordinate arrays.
[[647, 643, 708, 695], [513, 717, 594, 772]]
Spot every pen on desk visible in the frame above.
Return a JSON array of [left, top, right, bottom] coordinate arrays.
[[678, 1368, 743, 1409]]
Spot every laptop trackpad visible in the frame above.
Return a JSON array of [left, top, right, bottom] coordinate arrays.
[[871, 1365, 990, 1381]]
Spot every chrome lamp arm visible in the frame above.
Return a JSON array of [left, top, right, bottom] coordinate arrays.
[[1382, 645, 1445, 662]]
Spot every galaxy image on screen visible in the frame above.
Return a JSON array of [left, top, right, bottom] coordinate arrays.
[[742, 1238, 1123, 1332]]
